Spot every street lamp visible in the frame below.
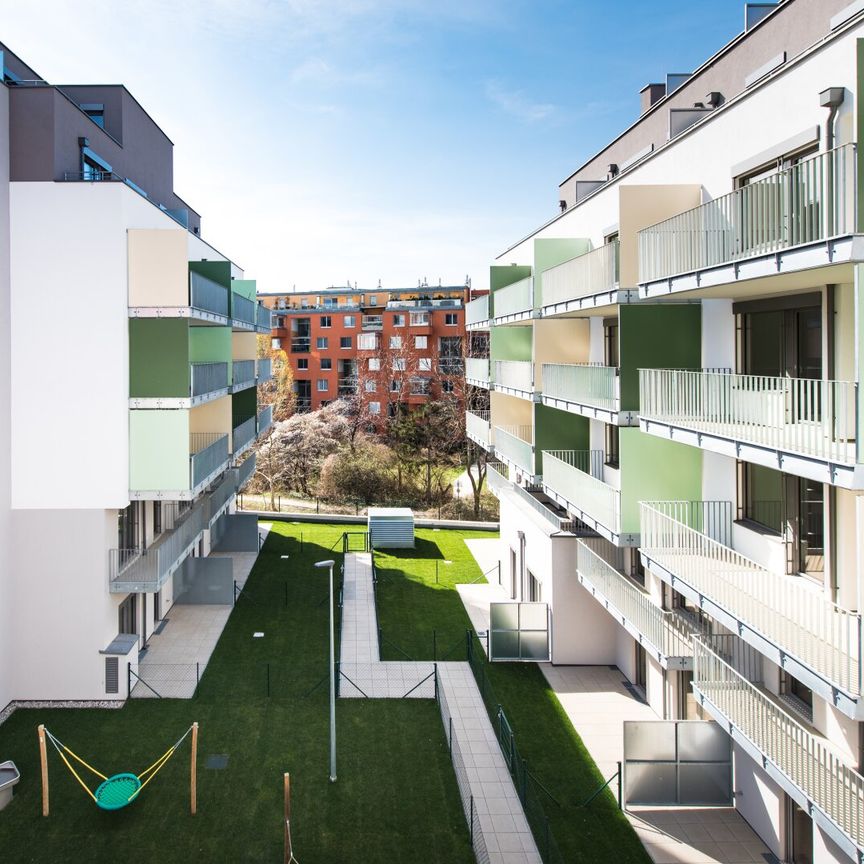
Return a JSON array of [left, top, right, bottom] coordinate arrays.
[[314, 559, 337, 783]]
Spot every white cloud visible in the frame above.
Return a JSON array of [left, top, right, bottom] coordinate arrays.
[[484, 80, 556, 124]]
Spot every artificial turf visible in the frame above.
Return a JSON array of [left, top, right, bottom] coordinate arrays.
[[0, 521, 473, 864]]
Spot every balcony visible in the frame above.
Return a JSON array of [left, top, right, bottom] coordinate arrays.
[[486, 461, 509, 497], [511, 482, 578, 533], [238, 452, 256, 490], [291, 337, 311, 353], [231, 359, 256, 392], [409, 377, 431, 397], [639, 369, 859, 488], [693, 638, 864, 858], [542, 363, 626, 424], [576, 540, 699, 667], [362, 315, 383, 331], [409, 312, 430, 328], [190, 362, 230, 403], [465, 294, 490, 330], [257, 404, 274, 437], [190, 433, 230, 490], [232, 293, 256, 329], [109, 497, 208, 593], [256, 303, 272, 332], [466, 410, 493, 450], [541, 450, 628, 544], [438, 358, 463, 376], [641, 501, 862, 713], [493, 425, 534, 477], [541, 240, 621, 314], [232, 416, 256, 458], [465, 357, 491, 388], [208, 469, 238, 520], [638, 144, 857, 297], [493, 360, 534, 400], [338, 377, 358, 396], [257, 358, 272, 382], [491, 277, 534, 324], [189, 271, 230, 320]]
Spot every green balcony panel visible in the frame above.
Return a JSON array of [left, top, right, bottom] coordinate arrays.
[[189, 325, 232, 364], [534, 404, 589, 475], [490, 325, 532, 362], [130, 410, 190, 492], [129, 318, 190, 398], [490, 264, 531, 292], [189, 260, 231, 289], [232, 388, 257, 424]]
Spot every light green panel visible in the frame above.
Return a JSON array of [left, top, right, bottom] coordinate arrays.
[[490, 264, 532, 292], [232, 279, 258, 301], [189, 326, 232, 364], [490, 325, 532, 361], [129, 318, 189, 398], [619, 431, 702, 535], [535, 404, 589, 475], [129, 410, 190, 492], [534, 238, 590, 308]]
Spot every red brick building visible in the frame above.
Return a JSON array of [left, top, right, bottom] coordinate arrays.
[[260, 283, 486, 417]]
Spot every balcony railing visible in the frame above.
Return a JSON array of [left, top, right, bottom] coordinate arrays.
[[362, 315, 383, 330], [638, 144, 857, 283], [466, 294, 490, 327], [466, 357, 491, 386], [512, 483, 576, 533], [694, 638, 864, 849], [257, 358, 272, 382], [232, 293, 256, 326], [576, 540, 695, 661], [232, 416, 256, 455], [291, 337, 310, 353], [258, 404, 274, 436], [494, 360, 533, 394], [543, 363, 617, 412], [190, 433, 230, 489], [256, 303, 272, 330], [640, 369, 857, 466], [438, 358, 463, 375], [208, 470, 238, 519], [191, 362, 229, 398], [542, 450, 618, 534], [238, 452, 256, 490], [492, 277, 533, 320], [466, 410, 492, 448], [541, 240, 619, 307], [409, 377, 431, 396], [338, 378, 358, 396], [493, 425, 534, 474], [641, 501, 861, 696], [486, 461, 509, 495], [232, 359, 256, 390], [189, 271, 229, 317]]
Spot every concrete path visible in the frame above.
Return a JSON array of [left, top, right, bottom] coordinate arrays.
[[340, 551, 541, 863]]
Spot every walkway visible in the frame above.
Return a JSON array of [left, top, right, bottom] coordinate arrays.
[[340, 551, 541, 864]]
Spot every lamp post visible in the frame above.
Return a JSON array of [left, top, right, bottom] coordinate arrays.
[[314, 559, 337, 783]]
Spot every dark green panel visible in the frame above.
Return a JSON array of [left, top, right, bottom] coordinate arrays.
[[189, 260, 232, 288], [232, 389, 257, 424], [129, 319, 189, 398], [534, 404, 589, 475], [619, 305, 701, 411], [490, 265, 532, 292]]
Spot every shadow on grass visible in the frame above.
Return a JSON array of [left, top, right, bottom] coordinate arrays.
[[379, 536, 444, 560]]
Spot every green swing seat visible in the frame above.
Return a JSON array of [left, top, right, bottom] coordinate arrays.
[[94, 773, 142, 811]]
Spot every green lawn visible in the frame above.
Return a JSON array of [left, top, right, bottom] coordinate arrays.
[[374, 533, 652, 864], [0, 522, 472, 864]]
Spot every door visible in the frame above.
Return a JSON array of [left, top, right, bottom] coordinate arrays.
[[678, 671, 700, 720], [118, 595, 137, 637], [635, 643, 647, 692], [786, 798, 813, 864]]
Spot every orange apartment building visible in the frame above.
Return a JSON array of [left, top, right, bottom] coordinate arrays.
[[260, 283, 488, 416]]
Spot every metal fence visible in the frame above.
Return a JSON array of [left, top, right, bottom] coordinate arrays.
[[258, 404, 274, 436], [191, 362, 229, 397], [256, 303, 272, 330], [542, 363, 618, 412], [541, 240, 619, 307], [232, 359, 256, 389], [189, 271, 229, 317], [238, 453, 256, 489], [232, 293, 256, 325], [257, 357, 273, 381], [190, 433, 230, 489], [232, 416, 257, 455]]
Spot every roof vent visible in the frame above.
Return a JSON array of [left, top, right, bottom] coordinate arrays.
[[607, 163, 619, 180], [745, 3, 777, 30], [705, 91, 724, 108], [640, 83, 666, 114]]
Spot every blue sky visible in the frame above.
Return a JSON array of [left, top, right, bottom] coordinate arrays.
[[2, 0, 746, 291]]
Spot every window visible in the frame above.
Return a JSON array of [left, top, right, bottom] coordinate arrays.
[[393, 358, 406, 371], [368, 358, 380, 371], [340, 336, 352, 349], [369, 401, 381, 415], [316, 336, 329, 349], [271, 337, 281, 350], [153, 501, 162, 536], [320, 315, 332, 328], [415, 336, 428, 349], [344, 315, 356, 328], [320, 358, 332, 370], [81, 103, 105, 128], [604, 318, 619, 367], [605, 425, 619, 468], [445, 313, 458, 326], [317, 379, 329, 392], [410, 311, 429, 326], [781, 670, 813, 720], [323, 297, 336, 308], [369, 295, 378, 306], [365, 380, 377, 392], [118, 595, 137, 636], [528, 571, 542, 602], [277, 316, 286, 328], [410, 377, 431, 395], [419, 358, 432, 371], [390, 335, 403, 349], [297, 358, 309, 370], [442, 380, 454, 393], [739, 463, 784, 535], [390, 379, 401, 392], [393, 314, 405, 327], [358, 333, 377, 350]]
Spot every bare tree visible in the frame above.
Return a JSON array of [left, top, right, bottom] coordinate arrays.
[[256, 336, 296, 422]]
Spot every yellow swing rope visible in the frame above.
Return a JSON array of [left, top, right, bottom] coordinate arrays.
[[43, 730, 104, 802], [129, 724, 195, 803]]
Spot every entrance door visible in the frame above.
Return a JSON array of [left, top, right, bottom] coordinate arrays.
[[787, 798, 813, 864], [118, 595, 137, 637], [635, 643, 647, 693], [678, 671, 700, 720]]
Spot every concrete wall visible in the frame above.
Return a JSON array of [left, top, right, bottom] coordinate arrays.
[[128, 228, 188, 307]]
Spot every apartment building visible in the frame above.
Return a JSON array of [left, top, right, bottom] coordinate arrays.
[[468, 1, 864, 861], [0, 43, 272, 712], [261, 284, 481, 416]]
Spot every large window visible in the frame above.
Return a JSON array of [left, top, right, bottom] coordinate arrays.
[[340, 336, 352, 349], [415, 335, 428, 349], [344, 315, 356, 328], [393, 314, 405, 327], [368, 358, 380, 371], [297, 358, 308, 370]]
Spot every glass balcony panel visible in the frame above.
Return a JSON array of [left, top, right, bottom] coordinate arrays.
[[541, 240, 619, 307], [238, 452, 256, 489], [232, 416, 256, 455], [257, 358, 272, 381], [232, 293, 256, 325], [492, 277, 533, 319], [466, 357, 491, 385], [232, 359, 256, 389], [257, 404, 274, 436], [543, 363, 618, 412], [493, 425, 534, 474], [494, 360, 533, 393], [466, 294, 490, 326], [466, 410, 492, 449], [542, 450, 618, 534], [189, 272, 229, 317]]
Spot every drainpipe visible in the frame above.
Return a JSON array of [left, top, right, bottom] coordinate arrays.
[[517, 530, 525, 601], [820, 88, 845, 237]]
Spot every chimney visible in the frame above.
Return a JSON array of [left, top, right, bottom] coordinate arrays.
[[640, 83, 666, 115]]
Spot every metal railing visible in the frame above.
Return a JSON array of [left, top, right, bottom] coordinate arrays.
[[466, 410, 493, 448], [466, 357, 491, 385], [576, 540, 694, 660], [232, 293, 256, 325], [494, 360, 534, 393], [639, 368, 856, 465], [208, 470, 238, 518], [638, 144, 857, 283], [438, 358, 463, 375], [512, 483, 575, 533], [542, 450, 618, 534], [233, 416, 256, 455], [189, 271, 229, 317], [641, 501, 861, 695], [190, 362, 229, 397], [492, 277, 533, 319], [466, 294, 490, 326], [543, 363, 618, 412], [258, 404, 274, 436], [232, 359, 256, 389], [338, 378, 358, 396], [256, 303, 272, 330], [694, 638, 864, 848], [238, 453, 256, 490], [493, 425, 534, 473], [361, 315, 383, 330], [190, 433, 230, 489], [541, 240, 619, 307], [257, 358, 272, 381]]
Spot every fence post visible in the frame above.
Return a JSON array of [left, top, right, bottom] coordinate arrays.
[[196, 662, 200, 695], [434, 662, 438, 701], [448, 716, 452, 759], [278, 495, 282, 512], [127, 662, 131, 699], [233, 579, 237, 605], [617, 760, 622, 808], [433, 629, 437, 661], [336, 660, 340, 698]]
